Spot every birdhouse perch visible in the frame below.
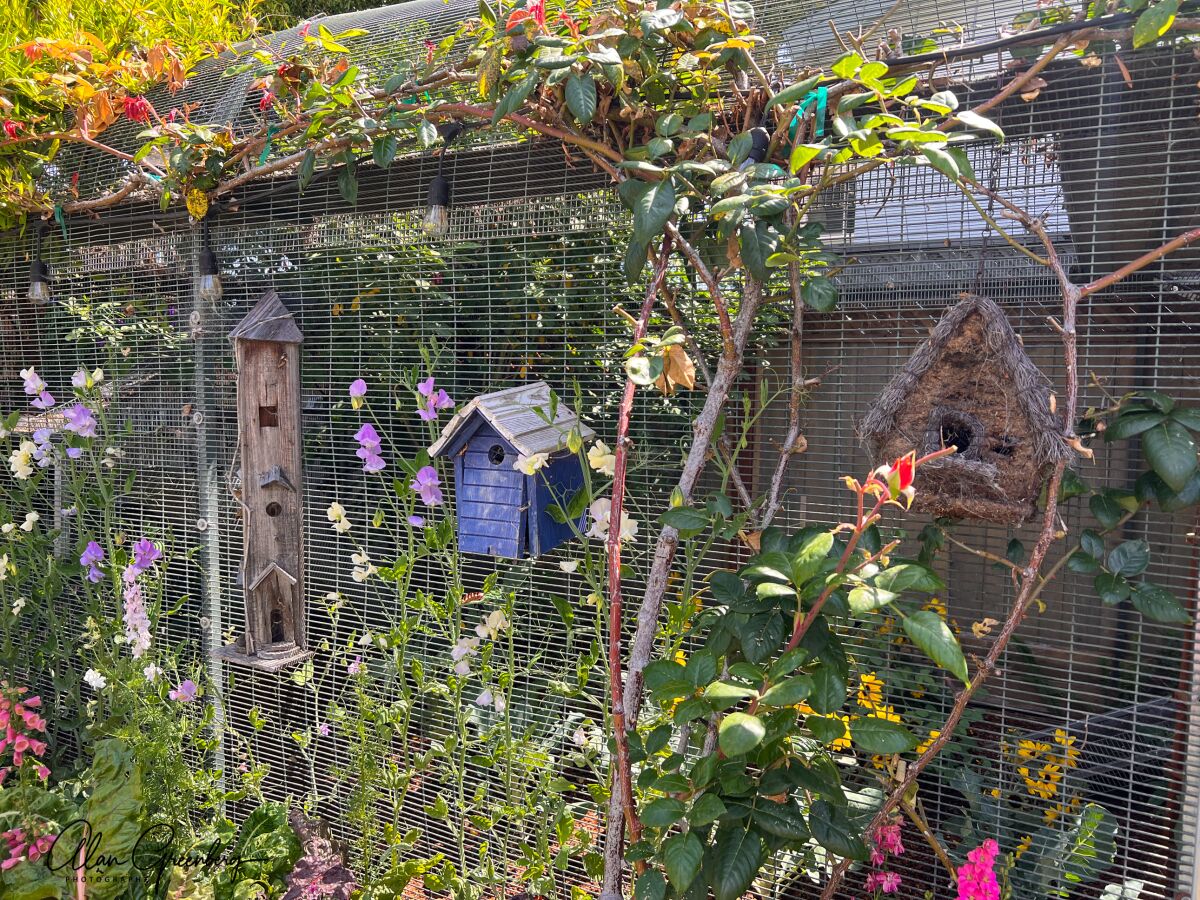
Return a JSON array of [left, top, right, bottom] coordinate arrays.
[[215, 289, 312, 671]]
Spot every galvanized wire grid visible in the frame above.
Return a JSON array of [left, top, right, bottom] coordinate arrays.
[[3, 0, 1200, 896]]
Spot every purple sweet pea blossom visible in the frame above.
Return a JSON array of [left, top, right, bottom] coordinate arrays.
[[64, 404, 98, 438], [66, 447, 83, 459], [417, 377, 436, 397], [354, 423, 386, 473], [21, 368, 45, 396], [80, 541, 105, 583], [407, 515, 425, 527], [347, 656, 363, 676], [169, 679, 198, 702], [31, 391, 55, 411], [415, 378, 454, 422], [411, 466, 443, 506], [349, 379, 367, 398], [131, 538, 161, 573]]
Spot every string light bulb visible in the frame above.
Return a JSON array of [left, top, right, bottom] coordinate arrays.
[[27, 225, 51, 304], [196, 219, 223, 302], [422, 123, 463, 238]]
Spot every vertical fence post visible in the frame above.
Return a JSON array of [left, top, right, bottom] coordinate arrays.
[[192, 225, 227, 803]]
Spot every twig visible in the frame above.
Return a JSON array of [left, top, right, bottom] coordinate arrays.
[[956, 182, 1050, 267], [900, 796, 957, 881], [1081, 225, 1200, 296], [760, 259, 808, 528], [600, 236, 673, 898], [945, 532, 1025, 577]]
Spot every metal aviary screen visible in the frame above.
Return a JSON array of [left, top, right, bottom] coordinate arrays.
[[2, 0, 1199, 897]]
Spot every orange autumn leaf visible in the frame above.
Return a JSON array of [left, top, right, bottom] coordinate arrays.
[[654, 344, 696, 396]]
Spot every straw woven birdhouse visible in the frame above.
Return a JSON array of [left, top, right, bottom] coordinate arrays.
[[860, 295, 1070, 524]]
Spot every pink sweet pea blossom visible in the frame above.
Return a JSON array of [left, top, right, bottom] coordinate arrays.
[[411, 466, 443, 506], [169, 679, 198, 702]]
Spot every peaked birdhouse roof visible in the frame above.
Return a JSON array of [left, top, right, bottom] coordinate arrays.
[[429, 381, 595, 458], [229, 289, 303, 344], [860, 294, 1070, 467]]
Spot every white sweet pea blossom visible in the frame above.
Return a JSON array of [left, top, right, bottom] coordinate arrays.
[[0, 524, 13, 535], [11, 595, 25, 616], [558, 559, 579, 574], [513, 452, 550, 475], [9, 442, 35, 480], [475, 609, 509, 641], [143, 664, 163, 682], [450, 636, 480, 675], [351, 550, 377, 582], [587, 440, 616, 477], [20, 511, 39, 532], [586, 498, 638, 543], [585, 591, 602, 607], [572, 727, 588, 747], [84, 669, 108, 691], [326, 501, 352, 534]]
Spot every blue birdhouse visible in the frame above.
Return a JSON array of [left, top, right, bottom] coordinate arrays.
[[429, 382, 595, 558]]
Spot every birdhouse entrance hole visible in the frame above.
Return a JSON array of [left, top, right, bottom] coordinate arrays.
[[270, 606, 284, 643], [487, 444, 506, 465], [927, 407, 984, 460], [265, 501, 282, 517], [258, 405, 279, 427]]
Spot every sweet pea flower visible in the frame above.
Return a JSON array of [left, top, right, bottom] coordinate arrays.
[[132, 538, 161, 573], [411, 466, 443, 506], [143, 664, 163, 682], [415, 378, 454, 421], [559, 559, 579, 573], [169, 679, 198, 702], [586, 497, 638, 543], [30, 391, 54, 411], [8, 442, 34, 480], [80, 541, 105, 583], [475, 609, 509, 641], [349, 379, 367, 410], [317, 722, 331, 737], [83, 669, 107, 691], [20, 512, 38, 532], [326, 501, 352, 533], [407, 515, 425, 527], [513, 452, 549, 475], [347, 656, 363, 676], [354, 423, 386, 473], [588, 440, 616, 477], [64, 404, 98, 438], [20, 368, 45, 397]]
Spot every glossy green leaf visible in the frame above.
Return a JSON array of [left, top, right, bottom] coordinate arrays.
[[662, 831, 703, 890], [1143, 420, 1197, 491], [847, 583, 899, 614], [642, 797, 687, 828], [1104, 411, 1165, 441], [710, 826, 765, 900], [807, 714, 848, 746], [1133, 0, 1179, 46], [902, 609, 969, 685], [765, 75, 822, 111], [704, 680, 758, 711], [719, 712, 767, 756], [955, 108, 1004, 141], [1108, 540, 1149, 577], [849, 715, 919, 753], [1094, 572, 1132, 605], [873, 562, 944, 594], [566, 72, 598, 124], [759, 674, 813, 707], [1131, 582, 1190, 623], [809, 665, 846, 714], [689, 792, 727, 826], [635, 869, 667, 900], [808, 800, 869, 861], [633, 178, 676, 244], [801, 276, 838, 312]]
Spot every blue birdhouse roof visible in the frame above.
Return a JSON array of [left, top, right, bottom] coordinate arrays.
[[429, 381, 595, 458]]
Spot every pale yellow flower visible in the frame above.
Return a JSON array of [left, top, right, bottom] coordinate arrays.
[[513, 452, 550, 475], [588, 440, 616, 477]]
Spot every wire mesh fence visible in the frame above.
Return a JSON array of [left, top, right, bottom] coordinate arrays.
[[3, 0, 1199, 896]]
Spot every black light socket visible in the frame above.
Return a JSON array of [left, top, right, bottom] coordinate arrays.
[[427, 174, 451, 208]]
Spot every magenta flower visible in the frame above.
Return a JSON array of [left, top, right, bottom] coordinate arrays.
[[169, 679, 198, 702], [317, 722, 331, 737], [131, 538, 161, 573], [865, 871, 902, 894], [411, 466, 443, 506], [417, 377, 436, 397], [80, 541, 104, 583], [349, 379, 367, 410], [64, 405, 97, 438], [956, 839, 1001, 900]]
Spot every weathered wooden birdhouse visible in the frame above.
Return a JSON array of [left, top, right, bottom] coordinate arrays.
[[216, 289, 311, 671], [860, 295, 1070, 525], [429, 382, 594, 558]]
